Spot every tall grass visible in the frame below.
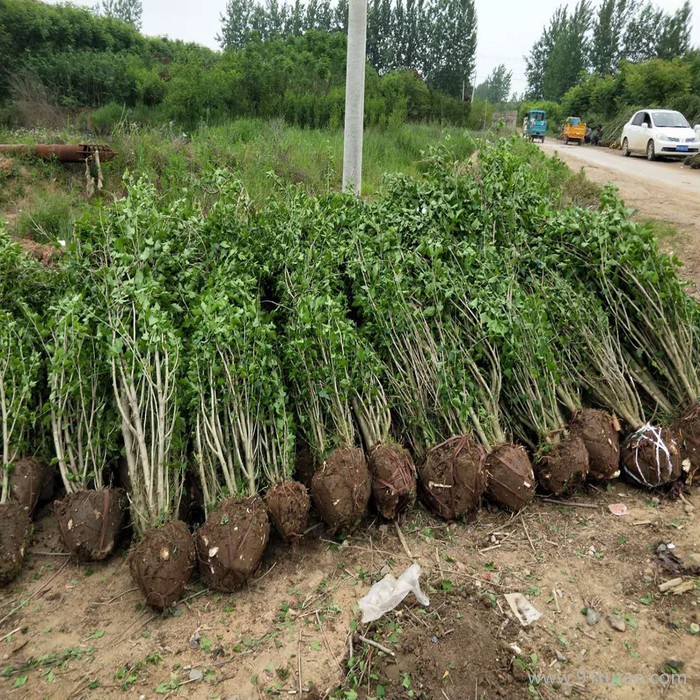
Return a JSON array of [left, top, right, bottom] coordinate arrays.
[[106, 119, 476, 200], [0, 120, 478, 202], [15, 190, 75, 243], [0, 119, 487, 242]]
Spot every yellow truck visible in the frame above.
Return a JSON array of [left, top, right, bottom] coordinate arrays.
[[561, 116, 586, 145]]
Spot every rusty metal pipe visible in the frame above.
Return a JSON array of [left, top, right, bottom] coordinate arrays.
[[0, 144, 116, 162]]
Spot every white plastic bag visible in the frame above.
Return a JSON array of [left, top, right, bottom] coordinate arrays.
[[358, 564, 430, 623], [504, 592, 542, 627]]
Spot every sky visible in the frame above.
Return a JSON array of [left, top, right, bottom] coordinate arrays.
[[47, 1, 700, 94]]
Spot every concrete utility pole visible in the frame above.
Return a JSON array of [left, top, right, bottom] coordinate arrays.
[[342, 0, 368, 195]]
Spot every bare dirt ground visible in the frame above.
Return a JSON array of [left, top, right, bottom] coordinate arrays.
[[539, 140, 700, 295], [1, 482, 698, 700]]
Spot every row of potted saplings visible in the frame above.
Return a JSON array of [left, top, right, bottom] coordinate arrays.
[[2, 404, 698, 609]]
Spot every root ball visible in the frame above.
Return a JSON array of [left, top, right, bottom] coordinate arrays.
[[196, 496, 270, 591], [311, 447, 370, 533], [418, 435, 486, 520], [485, 443, 535, 511]]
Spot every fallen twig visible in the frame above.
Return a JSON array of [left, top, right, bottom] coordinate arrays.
[[395, 521, 414, 561], [112, 609, 152, 646], [96, 587, 139, 605], [304, 522, 322, 535], [297, 624, 303, 693], [252, 561, 277, 584], [316, 610, 342, 670], [439, 568, 506, 589], [479, 544, 502, 554], [358, 634, 395, 657], [552, 588, 561, 613], [175, 588, 209, 607], [538, 498, 599, 509], [0, 626, 22, 643], [521, 516, 537, 556]]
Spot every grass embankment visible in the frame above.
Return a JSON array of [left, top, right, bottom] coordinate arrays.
[[0, 121, 476, 243]]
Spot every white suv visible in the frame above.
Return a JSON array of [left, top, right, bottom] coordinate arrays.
[[621, 109, 698, 160]]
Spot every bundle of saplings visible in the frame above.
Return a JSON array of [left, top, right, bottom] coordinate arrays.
[[0, 230, 46, 585], [187, 178, 311, 549], [525, 194, 696, 485], [0, 309, 40, 585], [543, 275, 680, 487], [187, 258, 302, 590], [257, 198, 367, 530], [496, 286, 590, 496], [421, 141, 692, 489], [46, 292, 126, 560], [352, 378, 417, 520], [349, 237, 486, 520], [83, 180, 198, 609], [279, 269, 372, 532], [359, 163, 539, 511], [595, 224, 699, 483], [261, 190, 415, 527], [528, 279, 621, 481], [442, 254, 537, 511]]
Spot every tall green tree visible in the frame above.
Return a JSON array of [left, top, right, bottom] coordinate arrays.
[[426, 0, 477, 99], [591, 0, 635, 75], [656, 0, 692, 60], [367, 0, 395, 73], [218, 0, 474, 92], [525, 6, 567, 99], [524, 1, 594, 100], [475, 63, 512, 103], [218, 0, 256, 49], [529, 0, 695, 97], [98, 0, 143, 29], [542, 1, 591, 101]]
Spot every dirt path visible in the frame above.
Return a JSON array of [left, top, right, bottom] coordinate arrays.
[[1, 484, 699, 699], [540, 140, 700, 293]]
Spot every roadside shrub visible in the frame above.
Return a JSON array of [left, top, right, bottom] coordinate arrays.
[[669, 94, 700, 126], [89, 102, 128, 135]]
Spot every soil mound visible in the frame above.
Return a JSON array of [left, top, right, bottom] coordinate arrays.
[[621, 424, 681, 487], [265, 480, 310, 542], [569, 408, 620, 480], [536, 433, 589, 496], [367, 592, 522, 699], [10, 457, 55, 512], [0, 502, 32, 586]]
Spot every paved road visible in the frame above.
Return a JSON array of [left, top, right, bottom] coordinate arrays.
[[539, 139, 699, 196]]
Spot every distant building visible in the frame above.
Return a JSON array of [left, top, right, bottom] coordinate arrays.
[[492, 110, 518, 130]]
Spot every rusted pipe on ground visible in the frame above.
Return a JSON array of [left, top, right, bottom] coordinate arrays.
[[0, 144, 116, 162]]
